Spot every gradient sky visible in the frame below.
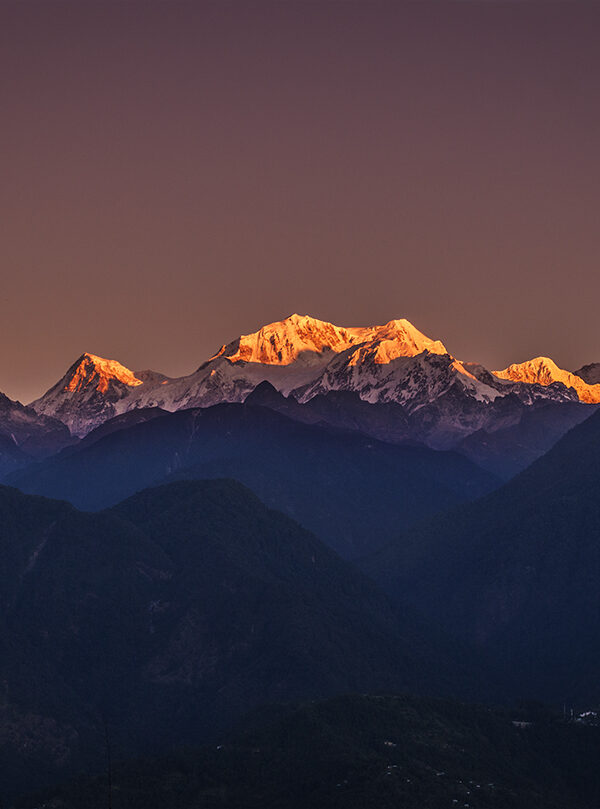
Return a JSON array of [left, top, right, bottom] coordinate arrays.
[[2, 1, 600, 403]]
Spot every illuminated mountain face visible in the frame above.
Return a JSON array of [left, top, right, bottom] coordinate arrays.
[[29, 315, 598, 439], [494, 356, 600, 404], [62, 353, 143, 393], [211, 314, 448, 365], [30, 353, 146, 436]]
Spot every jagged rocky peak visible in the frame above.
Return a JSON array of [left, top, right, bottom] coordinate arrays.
[[61, 352, 143, 394], [575, 362, 600, 386], [30, 352, 151, 438], [0, 389, 72, 464], [244, 380, 288, 405], [494, 356, 600, 403], [368, 318, 447, 354], [24, 315, 600, 443], [210, 313, 448, 366]]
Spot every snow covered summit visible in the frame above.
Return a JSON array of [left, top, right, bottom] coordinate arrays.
[[494, 357, 600, 404], [211, 314, 448, 366], [29, 315, 600, 442], [31, 352, 148, 436]]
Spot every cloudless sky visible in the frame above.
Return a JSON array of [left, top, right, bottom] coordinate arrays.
[[2, 1, 600, 402]]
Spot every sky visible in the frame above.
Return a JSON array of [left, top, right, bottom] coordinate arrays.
[[2, 0, 600, 403]]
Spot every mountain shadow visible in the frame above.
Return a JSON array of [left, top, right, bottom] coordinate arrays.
[[363, 407, 600, 705], [8, 402, 499, 559], [0, 479, 487, 799]]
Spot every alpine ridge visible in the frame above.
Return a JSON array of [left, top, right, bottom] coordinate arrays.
[[494, 356, 600, 404], [27, 315, 600, 453], [31, 353, 150, 436], [211, 314, 448, 365], [574, 362, 600, 385], [0, 391, 72, 473]]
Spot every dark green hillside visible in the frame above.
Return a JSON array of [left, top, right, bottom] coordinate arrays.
[[0, 480, 478, 799], [9, 402, 498, 558], [15, 694, 600, 809], [365, 407, 600, 705]]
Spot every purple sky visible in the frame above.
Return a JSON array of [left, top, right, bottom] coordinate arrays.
[[2, 1, 600, 403]]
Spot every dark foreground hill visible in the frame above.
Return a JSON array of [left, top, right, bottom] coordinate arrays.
[[14, 694, 600, 809], [7, 402, 498, 558], [0, 480, 480, 799], [248, 381, 597, 480], [364, 407, 600, 705]]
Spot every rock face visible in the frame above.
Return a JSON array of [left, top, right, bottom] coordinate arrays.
[[574, 362, 600, 385], [28, 315, 600, 448], [0, 391, 72, 474], [30, 353, 149, 437]]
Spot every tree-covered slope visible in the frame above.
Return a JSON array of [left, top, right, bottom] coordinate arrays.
[[364, 407, 600, 704], [0, 480, 479, 799], [14, 694, 600, 809], [8, 402, 498, 558]]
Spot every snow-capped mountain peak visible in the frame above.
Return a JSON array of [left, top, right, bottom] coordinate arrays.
[[344, 319, 448, 366], [210, 313, 447, 367], [371, 318, 447, 353], [211, 314, 362, 366], [28, 316, 600, 443], [30, 353, 147, 436], [64, 353, 144, 394], [494, 356, 600, 403]]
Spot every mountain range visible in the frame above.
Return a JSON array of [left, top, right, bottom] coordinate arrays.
[[8, 399, 498, 559], [26, 314, 600, 438], [3, 313, 600, 804], [0, 313, 594, 481]]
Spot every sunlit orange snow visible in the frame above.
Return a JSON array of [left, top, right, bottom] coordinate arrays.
[[494, 357, 600, 403], [65, 353, 143, 394]]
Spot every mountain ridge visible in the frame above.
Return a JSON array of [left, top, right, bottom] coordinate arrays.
[[24, 315, 600, 450], [0, 392, 72, 475], [362, 406, 600, 704], [0, 478, 486, 798], [494, 356, 600, 404], [8, 400, 499, 558]]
